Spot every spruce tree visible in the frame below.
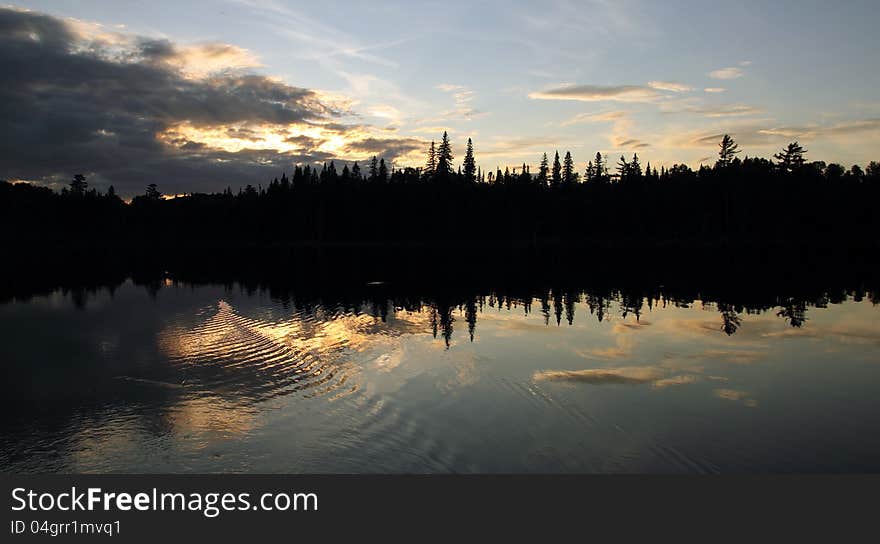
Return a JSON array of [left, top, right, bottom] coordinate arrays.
[[562, 151, 576, 185], [631, 153, 642, 178], [551, 151, 562, 187], [378, 158, 388, 183], [424, 141, 436, 180], [369, 156, 379, 182], [462, 137, 476, 183], [537, 153, 549, 186], [436, 131, 454, 181]]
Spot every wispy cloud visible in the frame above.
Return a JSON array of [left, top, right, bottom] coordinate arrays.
[[704, 87, 727, 93], [714, 388, 758, 407], [534, 366, 665, 385], [562, 110, 627, 126], [665, 103, 765, 118], [435, 83, 485, 121], [709, 67, 744, 80], [709, 61, 750, 80], [648, 81, 693, 93], [530, 84, 661, 103]]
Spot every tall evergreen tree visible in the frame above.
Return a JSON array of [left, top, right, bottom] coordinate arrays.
[[462, 137, 476, 183], [551, 151, 562, 187], [594, 152, 605, 183], [369, 156, 379, 182], [630, 153, 642, 179], [585, 161, 595, 182], [774, 141, 807, 173], [378, 158, 388, 183], [562, 151, 576, 185], [716, 134, 740, 169], [351, 161, 361, 181], [69, 174, 87, 195], [423, 141, 436, 181], [537, 153, 549, 186], [436, 131, 454, 181]]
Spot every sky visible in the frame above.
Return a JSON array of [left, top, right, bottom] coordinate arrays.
[[2, 0, 879, 196]]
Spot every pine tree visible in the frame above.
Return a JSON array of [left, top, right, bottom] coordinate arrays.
[[717, 134, 740, 169], [378, 158, 388, 183], [774, 141, 807, 173], [585, 161, 595, 182], [145, 183, 161, 200], [462, 137, 476, 183], [436, 131, 454, 181], [69, 174, 87, 195], [351, 161, 361, 181], [537, 153, 549, 186], [551, 151, 562, 187], [519, 162, 530, 184], [616, 155, 629, 183], [630, 153, 642, 179], [369, 156, 379, 182], [562, 151, 576, 185], [424, 141, 436, 180], [594, 152, 605, 183]]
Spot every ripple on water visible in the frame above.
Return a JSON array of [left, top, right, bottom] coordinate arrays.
[[155, 300, 358, 404]]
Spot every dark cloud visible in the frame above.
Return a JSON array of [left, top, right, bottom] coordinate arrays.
[[342, 137, 424, 158], [615, 139, 651, 149], [0, 7, 399, 195]]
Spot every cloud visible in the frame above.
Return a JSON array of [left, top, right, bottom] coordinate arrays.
[[0, 7, 419, 195], [612, 138, 651, 150], [704, 87, 727, 93], [534, 365, 702, 389], [529, 84, 660, 103], [709, 66, 745, 80], [663, 103, 764, 118], [714, 388, 758, 407], [435, 83, 485, 121], [652, 375, 699, 388], [760, 119, 880, 139], [341, 137, 425, 160], [648, 81, 693, 93], [562, 110, 627, 126], [674, 119, 880, 150], [607, 116, 650, 150], [533, 366, 665, 385], [479, 136, 564, 159], [664, 349, 763, 366]]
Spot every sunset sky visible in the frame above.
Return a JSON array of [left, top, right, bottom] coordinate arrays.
[[3, 0, 879, 195]]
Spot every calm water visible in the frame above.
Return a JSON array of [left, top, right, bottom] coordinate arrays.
[[2, 278, 879, 473]]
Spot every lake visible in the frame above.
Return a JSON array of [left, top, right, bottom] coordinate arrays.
[[2, 273, 879, 473]]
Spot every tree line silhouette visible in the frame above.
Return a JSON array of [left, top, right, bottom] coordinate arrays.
[[4, 266, 875, 348], [2, 132, 879, 252]]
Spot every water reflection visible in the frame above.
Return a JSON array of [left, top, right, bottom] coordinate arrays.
[[1, 275, 879, 473]]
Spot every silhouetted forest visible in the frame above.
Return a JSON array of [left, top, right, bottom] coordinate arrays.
[[3, 245, 877, 348], [4, 266, 877, 348], [2, 133, 879, 257]]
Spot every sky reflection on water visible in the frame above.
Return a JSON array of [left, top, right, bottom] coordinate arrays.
[[1, 279, 879, 473]]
